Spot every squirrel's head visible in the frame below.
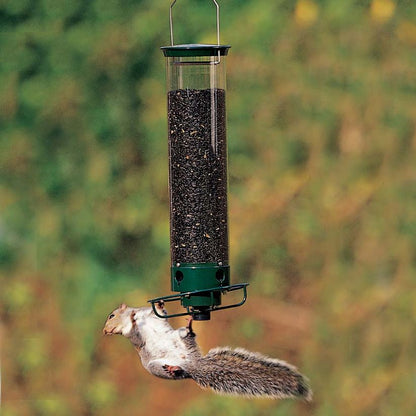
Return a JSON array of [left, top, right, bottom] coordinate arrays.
[[103, 303, 135, 336], [103, 302, 167, 337]]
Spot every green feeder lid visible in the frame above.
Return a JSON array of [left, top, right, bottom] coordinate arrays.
[[161, 44, 231, 57]]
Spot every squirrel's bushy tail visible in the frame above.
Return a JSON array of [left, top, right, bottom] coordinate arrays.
[[191, 347, 312, 401]]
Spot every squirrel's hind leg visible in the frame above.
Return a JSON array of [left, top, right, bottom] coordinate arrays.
[[163, 365, 189, 379], [146, 359, 191, 380]]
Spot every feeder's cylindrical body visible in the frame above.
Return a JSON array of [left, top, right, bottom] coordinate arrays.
[[162, 45, 230, 310]]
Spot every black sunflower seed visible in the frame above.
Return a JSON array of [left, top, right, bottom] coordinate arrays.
[[168, 88, 228, 264]]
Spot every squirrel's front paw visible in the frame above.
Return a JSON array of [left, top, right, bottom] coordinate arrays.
[[155, 300, 167, 316]]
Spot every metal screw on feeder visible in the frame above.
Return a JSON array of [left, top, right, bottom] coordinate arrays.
[[148, 0, 248, 321]]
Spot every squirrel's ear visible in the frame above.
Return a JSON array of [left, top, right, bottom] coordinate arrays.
[[120, 303, 127, 311]]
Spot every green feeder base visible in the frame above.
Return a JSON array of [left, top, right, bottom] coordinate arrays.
[[171, 262, 229, 319]]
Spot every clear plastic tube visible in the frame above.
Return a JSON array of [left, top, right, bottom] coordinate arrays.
[[163, 45, 230, 302]]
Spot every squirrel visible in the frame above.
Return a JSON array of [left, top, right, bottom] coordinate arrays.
[[103, 302, 312, 401]]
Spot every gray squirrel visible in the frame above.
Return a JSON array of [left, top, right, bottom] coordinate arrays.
[[103, 302, 312, 401]]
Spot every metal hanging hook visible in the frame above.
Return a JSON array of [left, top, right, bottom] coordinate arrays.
[[169, 0, 221, 46]]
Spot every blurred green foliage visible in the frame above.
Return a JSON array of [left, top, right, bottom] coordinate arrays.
[[1, 0, 416, 415]]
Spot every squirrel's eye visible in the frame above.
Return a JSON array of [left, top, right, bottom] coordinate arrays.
[[108, 313, 115, 319]]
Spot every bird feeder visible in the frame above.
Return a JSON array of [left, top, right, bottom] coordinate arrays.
[[149, 0, 248, 320]]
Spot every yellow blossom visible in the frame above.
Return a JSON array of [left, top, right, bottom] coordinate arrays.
[[294, 0, 318, 27], [397, 20, 416, 46], [370, 0, 396, 23]]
